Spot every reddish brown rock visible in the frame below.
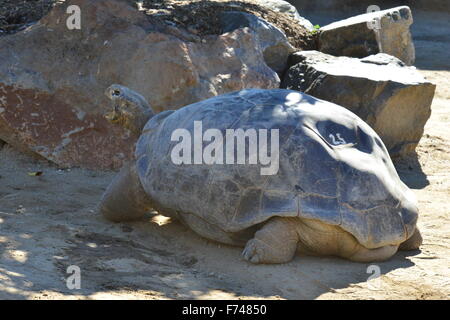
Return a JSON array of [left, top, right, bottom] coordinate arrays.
[[0, 84, 135, 168], [0, 0, 280, 169]]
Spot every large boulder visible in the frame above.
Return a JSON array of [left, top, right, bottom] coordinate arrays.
[[0, 0, 280, 169], [219, 11, 295, 73], [414, 0, 450, 12], [250, 0, 314, 30], [281, 51, 436, 158], [289, 0, 450, 14], [318, 6, 415, 65]]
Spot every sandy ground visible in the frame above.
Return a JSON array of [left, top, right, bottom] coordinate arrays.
[[0, 11, 449, 300]]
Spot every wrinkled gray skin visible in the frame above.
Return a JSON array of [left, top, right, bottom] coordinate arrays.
[[104, 84, 154, 135], [99, 85, 422, 264]]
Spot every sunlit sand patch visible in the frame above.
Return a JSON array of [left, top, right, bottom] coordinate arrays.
[[151, 214, 172, 226], [0, 267, 25, 278], [89, 290, 166, 300], [6, 250, 28, 263], [195, 289, 281, 300]]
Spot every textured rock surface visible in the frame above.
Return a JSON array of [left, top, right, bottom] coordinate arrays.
[[251, 0, 314, 30], [135, 88, 418, 249], [414, 0, 450, 12], [318, 6, 415, 65], [282, 51, 436, 157], [0, 0, 279, 169], [289, 0, 450, 13], [219, 11, 295, 73]]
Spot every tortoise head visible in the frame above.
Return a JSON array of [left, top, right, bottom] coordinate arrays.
[[104, 84, 155, 135]]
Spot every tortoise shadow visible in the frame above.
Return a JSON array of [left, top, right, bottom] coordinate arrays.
[[287, 250, 420, 299], [52, 214, 421, 300], [247, 245, 419, 299], [0, 209, 422, 300]]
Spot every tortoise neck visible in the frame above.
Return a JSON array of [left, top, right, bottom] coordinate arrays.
[[133, 109, 154, 134]]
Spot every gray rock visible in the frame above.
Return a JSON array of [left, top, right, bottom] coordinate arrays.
[[282, 50, 436, 158], [0, 0, 279, 169], [318, 6, 415, 65], [251, 0, 314, 30], [290, 0, 450, 14], [220, 11, 295, 73], [414, 0, 450, 12]]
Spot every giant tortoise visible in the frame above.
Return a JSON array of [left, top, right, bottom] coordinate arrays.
[[99, 85, 422, 264]]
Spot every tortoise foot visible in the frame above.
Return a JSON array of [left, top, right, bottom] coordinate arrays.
[[242, 217, 299, 264]]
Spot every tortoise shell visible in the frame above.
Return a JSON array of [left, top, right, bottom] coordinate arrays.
[[135, 89, 418, 248]]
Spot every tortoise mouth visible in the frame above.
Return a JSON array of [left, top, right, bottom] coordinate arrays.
[[105, 104, 121, 123]]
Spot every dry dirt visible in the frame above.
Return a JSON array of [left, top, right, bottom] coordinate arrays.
[[0, 0, 56, 34], [0, 10, 448, 300]]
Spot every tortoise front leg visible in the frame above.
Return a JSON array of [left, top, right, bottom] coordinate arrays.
[[242, 217, 299, 264], [99, 163, 153, 222]]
